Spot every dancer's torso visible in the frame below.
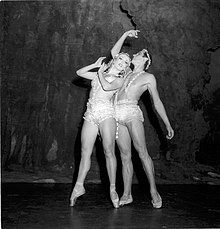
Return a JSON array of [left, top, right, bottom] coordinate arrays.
[[89, 74, 118, 101], [116, 71, 147, 102]]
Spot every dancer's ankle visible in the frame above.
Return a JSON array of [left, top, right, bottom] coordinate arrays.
[[150, 188, 158, 195], [75, 182, 84, 189], [110, 184, 116, 191], [122, 192, 131, 197]]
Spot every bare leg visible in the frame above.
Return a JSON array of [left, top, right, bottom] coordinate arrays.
[[76, 121, 98, 183], [70, 120, 98, 206], [127, 120, 162, 208], [116, 124, 133, 205], [99, 118, 119, 208]]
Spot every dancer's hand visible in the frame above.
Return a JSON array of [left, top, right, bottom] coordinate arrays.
[[98, 63, 108, 74], [94, 57, 106, 68], [126, 30, 140, 38], [166, 126, 174, 140]]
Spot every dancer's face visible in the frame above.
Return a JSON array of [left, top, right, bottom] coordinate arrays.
[[114, 54, 131, 71], [132, 49, 148, 64]]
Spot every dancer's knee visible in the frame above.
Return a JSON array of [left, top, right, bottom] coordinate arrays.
[[137, 147, 150, 161], [103, 144, 115, 159], [81, 146, 93, 158], [120, 149, 132, 165]]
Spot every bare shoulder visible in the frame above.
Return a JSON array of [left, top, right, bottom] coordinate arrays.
[[142, 72, 156, 84]]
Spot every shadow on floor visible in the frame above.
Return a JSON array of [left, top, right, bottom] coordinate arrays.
[[2, 183, 220, 229]]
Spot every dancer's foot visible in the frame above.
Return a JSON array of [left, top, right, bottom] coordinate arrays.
[[151, 192, 162, 209], [119, 194, 133, 206], [110, 185, 119, 208], [69, 183, 85, 207]]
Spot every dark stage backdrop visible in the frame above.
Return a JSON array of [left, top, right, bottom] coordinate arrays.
[[1, 0, 220, 183]]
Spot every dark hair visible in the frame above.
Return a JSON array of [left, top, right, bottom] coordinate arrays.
[[130, 63, 134, 71], [143, 51, 152, 71]]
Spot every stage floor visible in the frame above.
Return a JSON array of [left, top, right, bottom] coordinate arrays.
[[2, 183, 220, 229]]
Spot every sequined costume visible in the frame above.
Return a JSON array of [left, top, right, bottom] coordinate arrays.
[[84, 98, 114, 127], [83, 76, 115, 127], [115, 99, 144, 126], [114, 71, 145, 126]]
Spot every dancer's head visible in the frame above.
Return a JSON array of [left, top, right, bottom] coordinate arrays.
[[113, 52, 131, 71], [107, 52, 131, 77], [132, 49, 151, 71]]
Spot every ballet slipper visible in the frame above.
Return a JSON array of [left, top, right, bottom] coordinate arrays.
[[119, 194, 133, 206], [110, 189, 119, 208], [69, 186, 85, 207], [151, 193, 162, 209]]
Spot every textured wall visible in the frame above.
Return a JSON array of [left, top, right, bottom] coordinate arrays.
[[2, 0, 220, 183], [121, 0, 220, 164], [1, 0, 134, 179]]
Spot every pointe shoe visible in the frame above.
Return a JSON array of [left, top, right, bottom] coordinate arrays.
[[69, 186, 85, 207], [110, 189, 119, 208], [119, 194, 133, 206], [151, 193, 162, 209]]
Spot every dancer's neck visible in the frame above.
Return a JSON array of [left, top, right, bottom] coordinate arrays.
[[132, 65, 145, 74]]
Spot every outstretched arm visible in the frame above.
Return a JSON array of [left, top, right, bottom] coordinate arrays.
[[147, 74, 174, 139], [111, 30, 140, 57], [76, 57, 105, 80]]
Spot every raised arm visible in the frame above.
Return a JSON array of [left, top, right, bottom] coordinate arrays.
[[76, 57, 105, 80], [111, 30, 140, 57], [147, 74, 174, 139], [97, 63, 124, 91]]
